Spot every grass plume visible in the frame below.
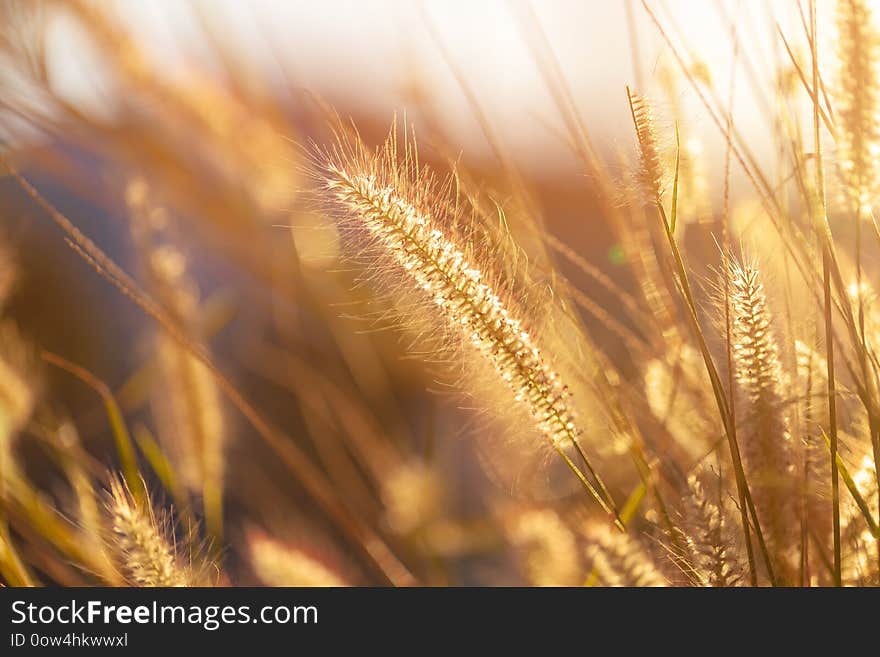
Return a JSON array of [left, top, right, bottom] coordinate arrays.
[[676, 467, 747, 587], [313, 125, 620, 523], [728, 257, 798, 582], [835, 0, 880, 211], [587, 525, 667, 587], [106, 477, 208, 587]]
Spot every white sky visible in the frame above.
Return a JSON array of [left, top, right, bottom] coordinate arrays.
[[47, 1, 836, 179]]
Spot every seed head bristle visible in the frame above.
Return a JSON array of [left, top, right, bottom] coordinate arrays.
[[106, 477, 194, 587], [678, 468, 746, 587], [730, 260, 785, 404], [587, 525, 667, 587], [327, 170, 579, 449], [728, 258, 798, 581], [312, 127, 622, 517], [317, 133, 585, 457], [627, 88, 665, 201]]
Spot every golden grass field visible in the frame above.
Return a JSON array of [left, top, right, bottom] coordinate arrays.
[[0, 0, 878, 587]]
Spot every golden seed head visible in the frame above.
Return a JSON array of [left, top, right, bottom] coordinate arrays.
[[729, 260, 783, 405], [587, 525, 667, 587], [322, 160, 581, 451], [679, 469, 746, 587], [728, 258, 797, 578], [628, 90, 665, 201], [106, 478, 194, 587], [835, 0, 880, 208]]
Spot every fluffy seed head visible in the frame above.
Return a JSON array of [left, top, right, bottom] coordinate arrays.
[[678, 468, 746, 587], [729, 260, 785, 404], [315, 127, 585, 460], [728, 258, 798, 580], [627, 89, 665, 201], [587, 525, 667, 587], [328, 171, 578, 448], [106, 478, 196, 587], [835, 0, 880, 209]]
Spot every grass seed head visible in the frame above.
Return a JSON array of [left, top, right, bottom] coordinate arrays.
[[587, 525, 667, 587], [677, 467, 747, 587], [105, 477, 202, 587], [311, 125, 608, 504], [835, 0, 880, 209]]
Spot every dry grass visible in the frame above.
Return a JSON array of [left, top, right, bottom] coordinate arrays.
[[0, 0, 877, 587]]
